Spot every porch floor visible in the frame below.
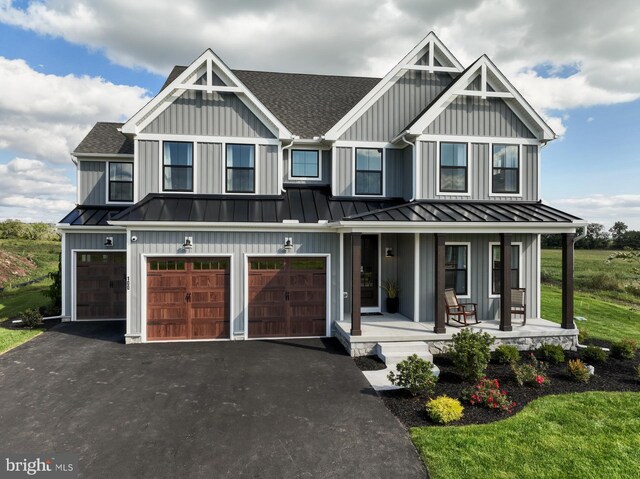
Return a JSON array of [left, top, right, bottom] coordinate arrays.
[[334, 313, 578, 356]]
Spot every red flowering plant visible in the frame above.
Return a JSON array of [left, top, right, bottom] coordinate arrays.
[[512, 354, 549, 387], [462, 377, 516, 414]]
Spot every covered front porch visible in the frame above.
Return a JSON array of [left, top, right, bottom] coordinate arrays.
[[334, 313, 578, 357]]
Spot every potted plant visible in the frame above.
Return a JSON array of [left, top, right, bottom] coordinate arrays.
[[381, 279, 400, 314]]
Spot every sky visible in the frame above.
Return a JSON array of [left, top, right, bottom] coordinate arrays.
[[0, 0, 639, 228]]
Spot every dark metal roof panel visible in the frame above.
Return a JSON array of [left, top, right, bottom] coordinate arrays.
[[59, 206, 128, 226]]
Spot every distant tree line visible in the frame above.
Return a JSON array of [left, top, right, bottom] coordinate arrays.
[[0, 219, 60, 241], [542, 221, 640, 249]]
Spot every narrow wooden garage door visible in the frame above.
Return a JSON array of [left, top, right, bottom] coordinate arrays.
[[76, 252, 126, 320], [248, 257, 326, 338], [146, 258, 230, 341]]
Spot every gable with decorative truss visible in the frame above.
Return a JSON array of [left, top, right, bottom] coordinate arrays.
[[121, 50, 292, 139], [325, 32, 463, 141], [404, 55, 555, 141]]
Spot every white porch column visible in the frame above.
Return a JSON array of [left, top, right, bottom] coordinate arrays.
[[413, 233, 420, 322]]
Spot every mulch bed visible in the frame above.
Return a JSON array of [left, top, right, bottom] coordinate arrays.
[[0, 317, 60, 332], [358, 350, 640, 428], [354, 355, 386, 371]]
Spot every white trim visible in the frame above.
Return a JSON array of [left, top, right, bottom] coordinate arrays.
[[537, 144, 541, 200], [224, 142, 259, 195], [537, 234, 542, 318], [159, 140, 196, 194], [352, 147, 386, 198], [140, 253, 235, 343], [287, 148, 323, 182], [413, 233, 420, 322], [125, 229, 132, 336], [72, 153, 134, 159], [75, 163, 80, 207], [415, 140, 421, 199], [407, 55, 555, 141], [133, 139, 140, 202], [336, 222, 587, 234], [175, 84, 243, 93], [105, 160, 135, 205], [361, 233, 382, 313], [71, 249, 126, 322], [193, 141, 199, 194], [121, 49, 291, 138], [61, 231, 66, 317], [339, 231, 344, 322], [445, 241, 471, 299], [401, 65, 460, 73], [136, 133, 280, 145], [488, 143, 523, 198], [334, 140, 401, 149], [436, 141, 472, 197], [416, 134, 539, 146], [325, 32, 463, 140], [488, 241, 524, 299], [243, 253, 332, 339], [331, 145, 337, 196]]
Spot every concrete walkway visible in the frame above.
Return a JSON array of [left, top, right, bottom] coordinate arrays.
[[0, 322, 426, 478]]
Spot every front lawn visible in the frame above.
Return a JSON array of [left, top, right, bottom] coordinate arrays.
[[411, 392, 640, 479], [541, 284, 640, 343], [0, 282, 50, 354]]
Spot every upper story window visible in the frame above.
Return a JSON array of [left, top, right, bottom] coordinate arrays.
[[355, 148, 382, 195], [108, 162, 133, 202], [163, 142, 193, 192], [291, 150, 319, 179], [226, 144, 255, 193], [440, 143, 468, 193], [492, 145, 519, 194], [445, 244, 468, 296], [491, 244, 520, 295]]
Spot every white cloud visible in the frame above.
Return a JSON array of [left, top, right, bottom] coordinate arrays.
[[2, 0, 639, 137], [0, 158, 75, 222], [549, 195, 640, 230], [0, 56, 150, 163]]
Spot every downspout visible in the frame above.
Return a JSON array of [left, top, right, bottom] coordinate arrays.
[[398, 133, 416, 201], [281, 137, 297, 193]]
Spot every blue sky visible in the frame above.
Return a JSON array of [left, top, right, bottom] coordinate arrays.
[[0, 0, 638, 228]]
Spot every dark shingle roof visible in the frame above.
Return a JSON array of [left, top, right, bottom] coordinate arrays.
[[73, 122, 133, 155], [160, 66, 380, 138], [111, 186, 401, 223], [59, 205, 129, 226], [344, 200, 582, 223]]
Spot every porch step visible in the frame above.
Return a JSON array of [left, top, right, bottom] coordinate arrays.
[[376, 341, 434, 365]]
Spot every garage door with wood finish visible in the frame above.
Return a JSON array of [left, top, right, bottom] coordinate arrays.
[[146, 258, 230, 341], [248, 257, 326, 338], [76, 252, 126, 320]]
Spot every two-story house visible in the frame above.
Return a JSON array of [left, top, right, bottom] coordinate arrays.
[[58, 32, 586, 355]]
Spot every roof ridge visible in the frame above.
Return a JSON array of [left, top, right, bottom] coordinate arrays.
[[232, 68, 381, 81]]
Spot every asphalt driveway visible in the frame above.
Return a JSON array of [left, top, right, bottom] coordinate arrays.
[[0, 322, 426, 478]]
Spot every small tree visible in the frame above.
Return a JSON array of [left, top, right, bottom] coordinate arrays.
[[609, 221, 628, 249], [607, 249, 640, 278], [580, 223, 609, 249], [450, 329, 495, 382], [45, 253, 62, 314]]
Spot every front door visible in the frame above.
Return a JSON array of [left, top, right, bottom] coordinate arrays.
[[361, 235, 379, 310]]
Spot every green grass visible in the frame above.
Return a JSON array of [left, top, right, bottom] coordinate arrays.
[[541, 284, 640, 343], [0, 238, 60, 286], [411, 392, 640, 479]]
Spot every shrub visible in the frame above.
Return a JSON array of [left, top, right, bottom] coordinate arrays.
[[578, 328, 589, 345], [578, 272, 624, 292], [462, 378, 516, 414], [625, 281, 640, 297], [425, 396, 464, 424], [536, 344, 565, 364], [450, 329, 495, 382], [567, 359, 590, 383], [17, 308, 43, 329], [580, 345, 608, 364], [512, 354, 549, 387], [387, 354, 438, 396], [494, 345, 520, 364], [610, 339, 638, 360]]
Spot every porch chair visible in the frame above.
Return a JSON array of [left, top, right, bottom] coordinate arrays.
[[511, 288, 527, 325], [444, 289, 480, 326]]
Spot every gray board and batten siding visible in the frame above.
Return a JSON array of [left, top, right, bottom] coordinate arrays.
[[333, 146, 407, 198], [127, 231, 340, 338], [142, 88, 275, 138], [78, 161, 106, 205], [418, 233, 539, 322], [340, 71, 453, 142], [63, 233, 127, 317], [137, 141, 279, 198], [418, 142, 538, 201]]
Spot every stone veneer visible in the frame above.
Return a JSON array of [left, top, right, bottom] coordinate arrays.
[[334, 324, 578, 357]]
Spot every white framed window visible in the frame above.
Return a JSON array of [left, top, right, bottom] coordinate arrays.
[[290, 149, 320, 180], [489, 242, 523, 297], [439, 142, 468, 194], [491, 144, 520, 195], [355, 147, 383, 196], [226, 143, 255, 193], [445, 242, 470, 298], [163, 141, 193, 192], [107, 161, 133, 203]]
